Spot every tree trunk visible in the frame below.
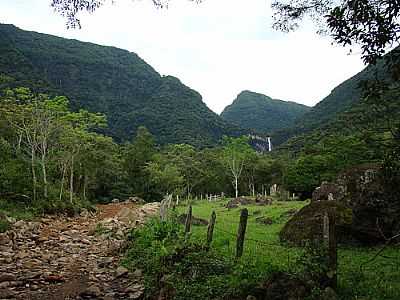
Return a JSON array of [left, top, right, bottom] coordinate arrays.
[[41, 151, 48, 199], [83, 174, 87, 201], [235, 177, 238, 198], [31, 147, 37, 202], [70, 155, 74, 204], [60, 163, 66, 201]]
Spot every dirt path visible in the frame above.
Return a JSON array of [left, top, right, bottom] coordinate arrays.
[[0, 202, 160, 300]]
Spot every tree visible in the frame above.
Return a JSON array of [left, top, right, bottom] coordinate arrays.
[[51, 0, 202, 28], [164, 144, 203, 199], [123, 126, 156, 200], [272, 0, 400, 64], [146, 153, 184, 197], [221, 136, 253, 198]]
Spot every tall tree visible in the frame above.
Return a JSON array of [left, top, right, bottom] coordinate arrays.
[[123, 126, 156, 199], [221, 136, 253, 198]]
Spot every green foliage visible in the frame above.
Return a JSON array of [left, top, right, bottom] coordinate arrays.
[[124, 216, 277, 300], [221, 90, 310, 134], [0, 24, 245, 147], [283, 133, 379, 197], [0, 218, 10, 233]]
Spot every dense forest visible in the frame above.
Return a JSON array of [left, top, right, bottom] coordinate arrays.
[[0, 24, 246, 147], [221, 90, 310, 134]]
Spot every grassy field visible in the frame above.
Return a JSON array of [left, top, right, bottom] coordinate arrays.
[[176, 199, 400, 300]]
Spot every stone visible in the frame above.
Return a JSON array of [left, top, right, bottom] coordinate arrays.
[[115, 266, 129, 278], [312, 182, 344, 203], [255, 195, 273, 206], [225, 197, 253, 209], [13, 220, 25, 228], [0, 233, 10, 245], [132, 269, 143, 278], [0, 288, 15, 299], [322, 287, 337, 300], [80, 208, 89, 218], [279, 201, 352, 246], [81, 285, 102, 297]]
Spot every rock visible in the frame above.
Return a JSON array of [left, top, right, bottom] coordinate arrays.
[[115, 266, 129, 278], [81, 285, 102, 297], [225, 197, 253, 209], [312, 182, 344, 203], [255, 195, 273, 206], [279, 201, 352, 246], [44, 274, 65, 283], [126, 196, 145, 204], [132, 269, 143, 278], [125, 283, 144, 293], [255, 216, 273, 225], [0, 233, 10, 245], [112, 198, 120, 203], [336, 164, 399, 243], [322, 287, 337, 300], [80, 208, 89, 218], [0, 288, 15, 299], [13, 220, 25, 228], [259, 272, 310, 300]]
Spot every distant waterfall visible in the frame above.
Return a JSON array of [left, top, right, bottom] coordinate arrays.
[[267, 137, 272, 152]]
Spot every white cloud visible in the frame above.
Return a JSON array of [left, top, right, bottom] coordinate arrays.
[[0, 0, 365, 113]]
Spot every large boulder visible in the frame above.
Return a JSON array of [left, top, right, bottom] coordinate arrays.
[[336, 164, 400, 243], [281, 163, 400, 245], [279, 201, 352, 246], [312, 182, 344, 202]]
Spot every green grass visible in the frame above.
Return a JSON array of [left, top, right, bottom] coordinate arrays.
[[176, 199, 400, 300]]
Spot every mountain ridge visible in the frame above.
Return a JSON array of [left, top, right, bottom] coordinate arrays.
[[0, 24, 245, 146], [221, 90, 310, 134]]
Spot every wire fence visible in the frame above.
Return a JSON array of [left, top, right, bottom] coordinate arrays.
[[162, 199, 400, 293]]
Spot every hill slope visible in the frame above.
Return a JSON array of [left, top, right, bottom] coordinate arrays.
[[0, 24, 243, 146], [272, 50, 398, 146], [221, 91, 310, 133]]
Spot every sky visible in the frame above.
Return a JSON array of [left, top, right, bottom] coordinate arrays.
[[0, 0, 366, 113]]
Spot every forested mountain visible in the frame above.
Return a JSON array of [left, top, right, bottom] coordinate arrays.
[[272, 48, 399, 146], [0, 24, 244, 146], [221, 90, 310, 134]]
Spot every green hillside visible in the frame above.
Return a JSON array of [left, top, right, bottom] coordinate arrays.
[[272, 50, 398, 146], [221, 90, 310, 134], [0, 24, 244, 146]]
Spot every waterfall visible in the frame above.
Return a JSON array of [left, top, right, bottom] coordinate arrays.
[[267, 137, 272, 152]]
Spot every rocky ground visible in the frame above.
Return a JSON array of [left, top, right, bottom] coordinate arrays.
[[0, 202, 160, 300]]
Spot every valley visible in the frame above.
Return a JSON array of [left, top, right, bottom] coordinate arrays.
[[0, 10, 400, 300]]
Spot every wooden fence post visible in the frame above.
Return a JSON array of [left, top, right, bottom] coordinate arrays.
[[323, 209, 337, 290], [184, 205, 192, 237], [207, 211, 216, 249], [160, 198, 168, 221], [236, 208, 248, 259]]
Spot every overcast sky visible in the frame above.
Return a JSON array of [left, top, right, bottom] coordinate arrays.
[[0, 0, 366, 113]]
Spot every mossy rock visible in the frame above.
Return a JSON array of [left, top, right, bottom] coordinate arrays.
[[279, 201, 353, 246]]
